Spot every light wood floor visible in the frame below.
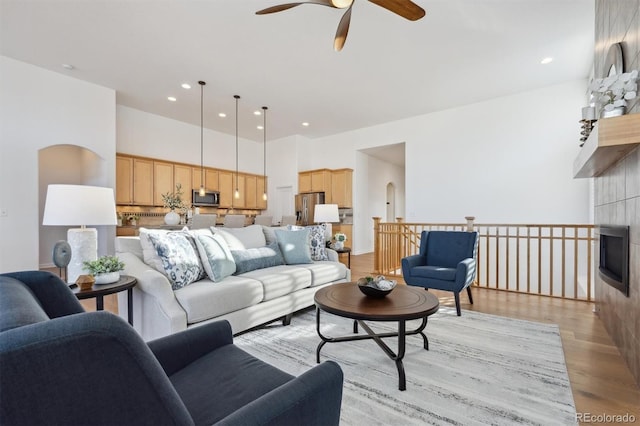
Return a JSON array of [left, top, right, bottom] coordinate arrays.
[[77, 253, 640, 423]]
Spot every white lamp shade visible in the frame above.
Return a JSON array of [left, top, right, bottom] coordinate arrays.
[[314, 204, 339, 223], [43, 184, 117, 226]]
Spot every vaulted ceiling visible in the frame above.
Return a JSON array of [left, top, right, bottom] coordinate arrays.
[[0, 0, 594, 143]]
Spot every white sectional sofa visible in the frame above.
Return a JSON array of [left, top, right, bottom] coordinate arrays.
[[115, 224, 350, 341]]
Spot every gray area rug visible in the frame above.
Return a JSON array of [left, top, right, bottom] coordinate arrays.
[[235, 307, 577, 426]]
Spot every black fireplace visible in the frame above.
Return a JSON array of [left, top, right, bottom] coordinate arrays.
[[599, 225, 629, 297]]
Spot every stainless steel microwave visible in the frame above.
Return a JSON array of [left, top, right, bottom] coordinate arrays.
[[192, 190, 220, 207]]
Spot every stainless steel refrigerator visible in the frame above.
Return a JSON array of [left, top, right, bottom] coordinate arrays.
[[295, 192, 325, 226]]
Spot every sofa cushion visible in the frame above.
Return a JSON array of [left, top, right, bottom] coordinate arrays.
[[240, 265, 312, 301], [139, 227, 170, 275], [0, 278, 50, 332], [212, 225, 266, 250], [170, 344, 293, 425], [194, 233, 236, 282], [173, 276, 264, 324], [412, 265, 457, 281], [296, 261, 348, 287], [231, 242, 284, 275], [274, 229, 313, 265], [147, 231, 204, 290]]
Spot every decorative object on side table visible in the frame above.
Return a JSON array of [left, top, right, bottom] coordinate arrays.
[[162, 183, 186, 225], [356, 275, 397, 298], [76, 274, 95, 291], [333, 232, 347, 250], [83, 255, 125, 284], [589, 69, 638, 118]]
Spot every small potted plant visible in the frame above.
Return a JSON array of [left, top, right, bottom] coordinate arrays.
[[83, 255, 125, 284], [334, 232, 347, 250]]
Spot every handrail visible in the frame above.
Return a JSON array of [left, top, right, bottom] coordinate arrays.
[[373, 217, 595, 301]]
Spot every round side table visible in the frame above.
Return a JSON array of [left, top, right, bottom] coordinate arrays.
[[71, 275, 137, 325]]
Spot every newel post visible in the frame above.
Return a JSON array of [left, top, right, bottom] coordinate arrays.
[[465, 216, 475, 232], [373, 217, 381, 274]]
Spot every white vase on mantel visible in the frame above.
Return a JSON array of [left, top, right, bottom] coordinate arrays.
[[165, 210, 180, 225]]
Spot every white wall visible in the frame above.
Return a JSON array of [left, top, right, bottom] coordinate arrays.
[[0, 56, 116, 273], [306, 79, 590, 254], [117, 105, 263, 174]]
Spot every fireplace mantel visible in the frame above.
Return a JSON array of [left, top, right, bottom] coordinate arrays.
[[573, 113, 640, 178]]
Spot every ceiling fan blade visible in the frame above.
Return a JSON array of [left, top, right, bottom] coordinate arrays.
[[334, 5, 353, 51], [256, 1, 337, 15], [367, 0, 425, 21]]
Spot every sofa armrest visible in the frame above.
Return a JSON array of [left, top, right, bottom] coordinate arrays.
[[455, 257, 477, 289], [148, 320, 234, 376], [325, 248, 339, 262], [214, 361, 343, 426], [117, 252, 188, 339]]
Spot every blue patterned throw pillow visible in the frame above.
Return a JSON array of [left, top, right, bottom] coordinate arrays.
[[286, 224, 328, 261], [148, 232, 204, 290]]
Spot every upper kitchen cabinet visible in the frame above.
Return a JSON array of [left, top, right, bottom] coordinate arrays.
[[331, 169, 353, 208], [153, 161, 174, 206], [132, 158, 154, 206], [116, 155, 133, 205]]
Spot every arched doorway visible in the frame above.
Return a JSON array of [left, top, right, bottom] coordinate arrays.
[[38, 144, 108, 268], [386, 182, 395, 222]]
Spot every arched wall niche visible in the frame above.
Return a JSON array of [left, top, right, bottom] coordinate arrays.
[[38, 144, 109, 268]]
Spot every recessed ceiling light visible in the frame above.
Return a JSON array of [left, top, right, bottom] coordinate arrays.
[[541, 57, 553, 64], [254, 110, 262, 116], [257, 125, 264, 130], [167, 96, 177, 102], [62, 64, 74, 70], [302, 122, 310, 127], [181, 83, 191, 89], [218, 113, 227, 118]]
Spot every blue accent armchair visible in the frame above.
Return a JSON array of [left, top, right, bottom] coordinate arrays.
[[401, 231, 479, 316], [0, 271, 344, 426]]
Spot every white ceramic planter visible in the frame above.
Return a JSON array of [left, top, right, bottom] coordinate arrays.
[[94, 271, 120, 285], [165, 210, 180, 225]]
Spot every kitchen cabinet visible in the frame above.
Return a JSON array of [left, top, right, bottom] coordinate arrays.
[[257, 176, 267, 210], [245, 175, 257, 209], [299, 172, 312, 193], [234, 174, 246, 208], [218, 170, 234, 208], [133, 158, 154, 206], [116, 156, 133, 204], [174, 164, 192, 204], [311, 169, 331, 193], [331, 168, 353, 207], [205, 169, 219, 191], [153, 161, 174, 206]]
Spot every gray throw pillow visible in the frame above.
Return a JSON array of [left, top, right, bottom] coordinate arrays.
[[274, 228, 313, 265], [194, 233, 236, 282]]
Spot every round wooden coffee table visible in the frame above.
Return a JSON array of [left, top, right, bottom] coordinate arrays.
[[314, 282, 439, 391]]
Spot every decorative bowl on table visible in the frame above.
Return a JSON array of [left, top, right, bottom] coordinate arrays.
[[357, 275, 397, 298]]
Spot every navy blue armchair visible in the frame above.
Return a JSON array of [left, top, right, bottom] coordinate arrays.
[[0, 271, 343, 426], [401, 231, 479, 316]]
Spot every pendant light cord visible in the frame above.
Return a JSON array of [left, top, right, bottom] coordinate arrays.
[[263, 106, 268, 200], [198, 81, 206, 192], [234, 95, 240, 199]]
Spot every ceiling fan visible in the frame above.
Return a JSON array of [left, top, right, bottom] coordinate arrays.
[[256, 0, 426, 51]]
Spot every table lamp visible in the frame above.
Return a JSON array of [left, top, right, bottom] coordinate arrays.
[[43, 184, 117, 283], [314, 204, 339, 243]]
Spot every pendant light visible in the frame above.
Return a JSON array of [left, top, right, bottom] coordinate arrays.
[[234, 95, 240, 200], [262, 106, 268, 201], [198, 81, 206, 197]]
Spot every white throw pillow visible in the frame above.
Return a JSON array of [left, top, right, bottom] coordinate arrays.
[[194, 233, 236, 282], [212, 224, 266, 250], [139, 228, 170, 276]]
